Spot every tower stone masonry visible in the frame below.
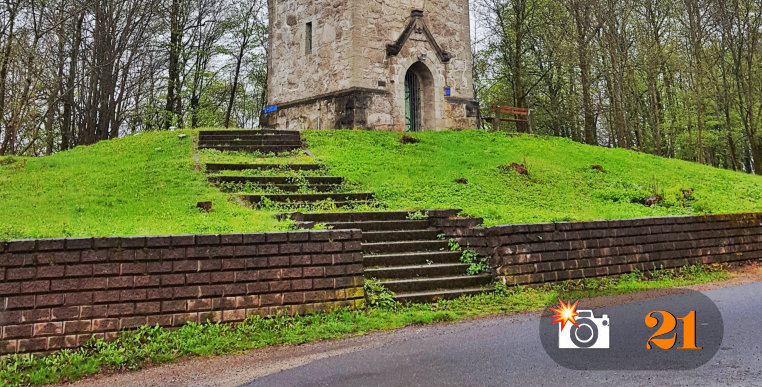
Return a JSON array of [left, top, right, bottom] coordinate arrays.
[[262, 0, 479, 132]]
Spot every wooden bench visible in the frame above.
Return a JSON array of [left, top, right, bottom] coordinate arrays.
[[488, 105, 533, 133]]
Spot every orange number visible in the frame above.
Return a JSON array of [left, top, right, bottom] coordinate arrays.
[[677, 311, 703, 349], [645, 311, 677, 349], [645, 310, 702, 350]]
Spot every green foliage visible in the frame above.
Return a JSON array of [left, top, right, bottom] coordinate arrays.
[[460, 249, 491, 275], [406, 211, 428, 220], [448, 238, 490, 275], [0, 130, 287, 240], [198, 148, 314, 166], [311, 223, 333, 231], [448, 238, 461, 251], [5, 129, 762, 241], [363, 279, 400, 310], [304, 130, 762, 226]]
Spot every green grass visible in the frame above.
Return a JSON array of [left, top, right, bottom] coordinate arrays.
[[0, 264, 730, 386], [304, 130, 762, 225], [0, 130, 287, 240], [4, 129, 762, 240], [198, 149, 317, 166]]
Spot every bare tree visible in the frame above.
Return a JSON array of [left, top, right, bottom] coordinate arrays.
[[224, 0, 264, 128], [567, 0, 598, 145]]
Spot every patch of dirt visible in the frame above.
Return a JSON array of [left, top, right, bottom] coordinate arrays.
[[196, 201, 213, 212], [454, 178, 469, 185], [399, 135, 420, 144], [642, 195, 663, 207], [498, 163, 528, 176], [63, 261, 762, 387], [590, 165, 605, 173], [682, 188, 695, 200]]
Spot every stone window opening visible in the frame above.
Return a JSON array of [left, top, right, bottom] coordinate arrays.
[[305, 22, 313, 54]]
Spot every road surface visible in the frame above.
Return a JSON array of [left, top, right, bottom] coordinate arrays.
[[69, 271, 762, 387], [244, 282, 762, 387]]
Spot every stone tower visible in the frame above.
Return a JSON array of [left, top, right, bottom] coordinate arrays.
[[261, 0, 479, 132]]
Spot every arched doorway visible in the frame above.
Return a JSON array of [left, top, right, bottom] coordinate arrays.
[[404, 62, 435, 132]]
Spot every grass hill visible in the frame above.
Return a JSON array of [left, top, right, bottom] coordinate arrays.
[[304, 130, 762, 225], [2, 129, 762, 240], [0, 131, 284, 241]]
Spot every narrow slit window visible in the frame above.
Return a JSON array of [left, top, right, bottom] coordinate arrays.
[[305, 22, 313, 54]]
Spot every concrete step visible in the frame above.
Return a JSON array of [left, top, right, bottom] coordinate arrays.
[[276, 201, 372, 210], [364, 251, 462, 267], [199, 145, 301, 153], [324, 220, 430, 231], [362, 230, 441, 243], [365, 263, 470, 279], [241, 192, 375, 204], [219, 184, 340, 193], [362, 240, 450, 255], [381, 274, 493, 293], [199, 132, 301, 137], [199, 140, 303, 147], [210, 176, 344, 185], [199, 137, 302, 144], [395, 287, 491, 304], [199, 130, 300, 136], [206, 163, 324, 172], [289, 211, 413, 223]]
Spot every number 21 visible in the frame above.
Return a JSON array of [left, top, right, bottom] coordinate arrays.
[[645, 311, 702, 350]]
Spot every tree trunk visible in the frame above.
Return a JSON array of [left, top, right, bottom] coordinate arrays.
[[225, 40, 248, 128], [62, 12, 84, 150], [165, 0, 182, 129], [571, 1, 596, 145], [0, 2, 19, 155]]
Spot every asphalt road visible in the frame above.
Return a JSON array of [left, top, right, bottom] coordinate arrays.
[[244, 282, 762, 387]]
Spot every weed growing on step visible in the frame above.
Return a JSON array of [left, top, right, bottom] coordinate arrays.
[[448, 239, 490, 275], [448, 238, 461, 251], [364, 279, 400, 309], [406, 211, 429, 220], [255, 198, 382, 213], [0, 264, 731, 386], [460, 249, 491, 275]]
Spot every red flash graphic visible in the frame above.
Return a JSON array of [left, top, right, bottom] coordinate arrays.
[[550, 298, 580, 330]]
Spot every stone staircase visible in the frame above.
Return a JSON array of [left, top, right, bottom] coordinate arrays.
[[291, 211, 493, 303], [201, 129, 492, 303], [199, 129, 303, 154], [202, 130, 374, 208]]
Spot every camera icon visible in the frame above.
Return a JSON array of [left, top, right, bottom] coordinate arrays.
[[558, 310, 610, 349]]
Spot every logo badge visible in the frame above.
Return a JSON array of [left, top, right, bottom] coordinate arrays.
[[550, 299, 610, 349]]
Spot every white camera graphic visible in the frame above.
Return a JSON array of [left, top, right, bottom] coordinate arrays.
[[558, 310, 610, 349]]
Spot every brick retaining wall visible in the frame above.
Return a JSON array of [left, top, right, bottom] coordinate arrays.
[[3, 212, 761, 355], [433, 212, 762, 286], [0, 230, 364, 354]]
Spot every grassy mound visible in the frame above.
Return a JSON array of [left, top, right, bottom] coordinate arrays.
[[304, 130, 762, 225], [3, 129, 762, 240], [0, 131, 283, 240]]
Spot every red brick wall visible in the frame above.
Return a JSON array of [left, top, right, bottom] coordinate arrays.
[[432, 212, 762, 286], [0, 230, 364, 354]]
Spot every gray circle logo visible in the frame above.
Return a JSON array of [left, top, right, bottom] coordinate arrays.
[[539, 289, 723, 370]]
